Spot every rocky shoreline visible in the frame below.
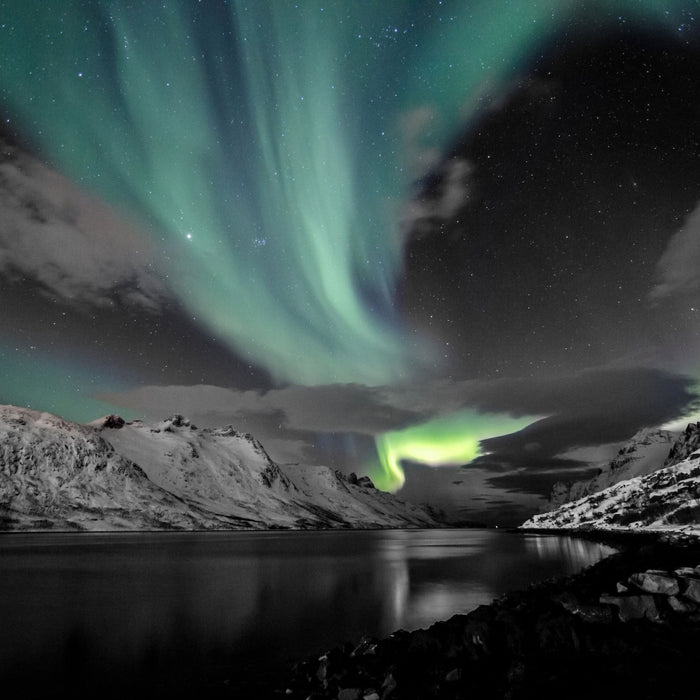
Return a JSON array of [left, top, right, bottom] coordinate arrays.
[[273, 533, 700, 700]]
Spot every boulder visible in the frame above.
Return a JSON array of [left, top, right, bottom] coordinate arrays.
[[381, 673, 397, 697], [445, 668, 462, 683], [628, 571, 679, 596], [680, 577, 700, 604], [600, 594, 660, 622], [668, 595, 698, 614]]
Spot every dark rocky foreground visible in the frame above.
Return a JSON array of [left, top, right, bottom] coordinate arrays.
[[272, 534, 700, 700]]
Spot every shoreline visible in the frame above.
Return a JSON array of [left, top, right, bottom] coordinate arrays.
[[276, 530, 700, 699]]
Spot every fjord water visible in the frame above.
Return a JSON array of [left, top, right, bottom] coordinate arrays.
[[0, 529, 614, 697]]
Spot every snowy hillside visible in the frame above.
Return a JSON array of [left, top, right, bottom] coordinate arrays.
[[522, 450, 700, 536], [0, 406, 233, 530], [0, 406, 439, 531], [546, 428, 676, 511]]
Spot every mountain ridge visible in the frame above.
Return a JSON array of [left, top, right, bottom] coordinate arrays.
[[0, 405, 440, 531]]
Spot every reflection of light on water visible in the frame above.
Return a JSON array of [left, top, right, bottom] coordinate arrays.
[[377, 531, 617, 633], [405, 582, 492, 631], [384, 560, 410, 632], [379, 528, 497, 561], [524, 534, 617, 573], [377, 530, 499, 632]]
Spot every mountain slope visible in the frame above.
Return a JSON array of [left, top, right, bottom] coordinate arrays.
[[0, 406, 439, 530], [0, 406, 238, 530], [546, 428, 676, 511], [522, 451, 700, 536]]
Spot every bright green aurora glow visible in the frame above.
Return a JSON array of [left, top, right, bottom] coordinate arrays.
[[372, 411, 540, 492]]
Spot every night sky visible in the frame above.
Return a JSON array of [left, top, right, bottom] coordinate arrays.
[[1, 1, 699, 524]]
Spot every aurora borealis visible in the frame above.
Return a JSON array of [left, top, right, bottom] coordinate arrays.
[[373, 410, 540, 492], [1, 1, 700, 523]]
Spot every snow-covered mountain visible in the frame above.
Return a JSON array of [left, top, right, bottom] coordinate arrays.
[[522, 424, 700, 536], [545, 428, 676, 511], [0, 405, 439, 531]]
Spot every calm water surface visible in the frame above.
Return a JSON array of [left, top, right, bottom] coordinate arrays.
[[0, 529, 615, 697]]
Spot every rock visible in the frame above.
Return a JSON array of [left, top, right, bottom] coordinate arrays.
[[356, 476, 375, 489], [616, 582, 629, 593], [408, 629, 441, 654], [619, 595, 660, 622], [673, 567, 699, 578], [445, 668, 462, 682], [381, 673, 397, 698], [600, 594, 660, 622], [363, 693, 380, 700], [351, 637, 378, 657], [555, 592, 613, 622], [628, 571, 679, 595], [338, 689, 361, 700], [574, 604, 614, 624], [101, 414, 125, 429], [316, 655, 329, 684], [668, 595, 698, 614], [680, 577, 700, 603]]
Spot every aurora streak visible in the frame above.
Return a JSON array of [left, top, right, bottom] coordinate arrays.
[[0, 0, 689, 387]]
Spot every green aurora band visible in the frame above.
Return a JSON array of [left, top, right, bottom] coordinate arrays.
[[0, 1, 695, 484], [372, 410, 540, 492], [0, 0, 691, 387]]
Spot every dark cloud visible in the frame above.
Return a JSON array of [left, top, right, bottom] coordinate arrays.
[[473, 368, 695, 472], [0, 138, 167, 310], [485, 466, 602, 497]]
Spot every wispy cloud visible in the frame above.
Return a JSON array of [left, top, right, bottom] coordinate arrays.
[[649, 200, 700, 303], [401, 157, 474, 239]]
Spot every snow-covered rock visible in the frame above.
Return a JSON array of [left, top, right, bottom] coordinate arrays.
[[0, 405, 439, 531], [663, 423, 700, 467], [545, 428, 676, 511]]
